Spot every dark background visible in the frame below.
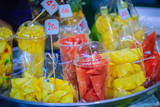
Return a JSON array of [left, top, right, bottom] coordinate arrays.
[[0, 0, 159, 32]]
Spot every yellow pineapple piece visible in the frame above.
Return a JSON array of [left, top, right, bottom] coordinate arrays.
[[132, 86, 145, 93], [52, 90, 68, 102], [0, 27, 13, 38], [109, 63, 141, 78], [60, 94, 73, 103], [96, 15, 111, 34], [107, 76, 115, 88], [101, 32, 117, 50], [108, 48, 142, 64], [112, 71, 146, 91], [113, 88, 132, 98], [106, 87, 132, 99]]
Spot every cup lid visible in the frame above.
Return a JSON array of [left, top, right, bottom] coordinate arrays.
[[74, 41, 109, 67]]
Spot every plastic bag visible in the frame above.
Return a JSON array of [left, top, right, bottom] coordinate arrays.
[[105, 0, 146, 99], [74, 41, 109, 102], [95, 0, 144, 50], [0, 26, 13, 91], [58, 16, 90, 89]]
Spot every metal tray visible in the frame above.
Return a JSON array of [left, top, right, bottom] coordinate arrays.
[[0, 47, 160, 107], [0, 81, 160, 107]]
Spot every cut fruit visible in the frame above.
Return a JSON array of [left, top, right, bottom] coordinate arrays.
[[90, 74, 106, 100]]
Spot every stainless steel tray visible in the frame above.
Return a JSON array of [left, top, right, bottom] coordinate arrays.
[[0, 82, 160, 107], [0, 47, 160, 107]]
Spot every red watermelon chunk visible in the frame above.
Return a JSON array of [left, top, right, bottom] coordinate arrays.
[[86, 69, 105, 75], [83, 88, 99, 102], [90, 74, 106, 100], [77, 67, 90, 97], [142, 31, 156, 56]]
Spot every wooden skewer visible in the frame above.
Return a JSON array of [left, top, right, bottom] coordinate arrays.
[[31, 9, 46, 24], [50, 35, 56, 89]]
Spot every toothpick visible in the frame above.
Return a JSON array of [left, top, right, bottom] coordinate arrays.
[[50, 35, 56, 89], [31, 9, 46, 24]]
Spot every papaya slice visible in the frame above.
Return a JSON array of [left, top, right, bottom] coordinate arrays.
[[84, 88, 99, 102], [90, 74, 106, 100], [76, 67, 90, 97]]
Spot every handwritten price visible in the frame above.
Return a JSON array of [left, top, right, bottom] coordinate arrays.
[[118, 8, 130, 20], [59, 4, 72, 18], [79, 21, 85, 31], [78, 18, 88, 34], [48, 22, 57, 30], [121, 11, 128, 17], [41, 0, 59, 15], [46, 0, 56, 9], [62, 8, 69, 13], [45, 19, 59, 35]]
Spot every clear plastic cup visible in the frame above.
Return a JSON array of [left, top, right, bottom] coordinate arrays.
[[74, 41, 109, 102], [16, 21, 46, 79], [58, 16, 89, 88], [0, 26, 13, 91]]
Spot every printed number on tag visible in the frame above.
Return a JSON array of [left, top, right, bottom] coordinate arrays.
[[59, 4, 72, 18], [45, 19, 59, 35], [41, 0, 59, 15], [118, 8, 130, 20], [78, 18, 88, 34]]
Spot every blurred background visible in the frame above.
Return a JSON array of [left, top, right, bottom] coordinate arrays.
[[0, 0, 160, 47]]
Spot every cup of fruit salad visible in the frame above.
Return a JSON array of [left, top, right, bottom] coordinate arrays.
[[0, 26, 13, 90], [16, 21, 46, 79], [74, 41, 109, 102], [57, 16, 89, 88]]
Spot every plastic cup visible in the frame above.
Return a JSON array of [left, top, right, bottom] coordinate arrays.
[[16, 21, 46, 79], [74, 41, 109, 102], [0, 36, 13, 91], [58, 16, 89, 88]]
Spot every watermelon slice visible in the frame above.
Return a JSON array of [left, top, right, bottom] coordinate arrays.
[[142, 32, 156, 57], [90, 74, 106, 100], [86, 69, 106, 75], [83, 88, 99, 102], [76, 67, 90, 97]]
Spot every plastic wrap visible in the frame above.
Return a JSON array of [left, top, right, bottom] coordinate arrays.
[[0, 26, 13, 91], [95, 0, 144, 50], [74, 41, 109, 102], [57, 16, 89, 88], [103, 0, 146, 99]]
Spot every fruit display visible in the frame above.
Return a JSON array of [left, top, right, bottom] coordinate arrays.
[[0, 27, 13, 89], [1, 0, 160, 106], [74, 41, 109, 102], [58, 34, 87, 88], [106, 47, 146, 99], [10, 72, 77, 103], [16, 21, 46, 78]]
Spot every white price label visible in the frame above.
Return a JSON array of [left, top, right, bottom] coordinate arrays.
[[59, 4, 73, 18], [41, 0, 59, 15], [118, 8, 130, 20], [45, 19, 59, 35], [78, 18, 88, 34]]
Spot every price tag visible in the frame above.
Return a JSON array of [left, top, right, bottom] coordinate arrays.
[[45, 19, 59, 35], [41, 0, 59, 15], [78, 18, 88, 34], [118, 8, 130, 20], [59, 4, 73, 18]]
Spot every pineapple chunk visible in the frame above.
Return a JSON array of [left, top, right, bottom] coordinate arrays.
[[112, 71, 146, 90]]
